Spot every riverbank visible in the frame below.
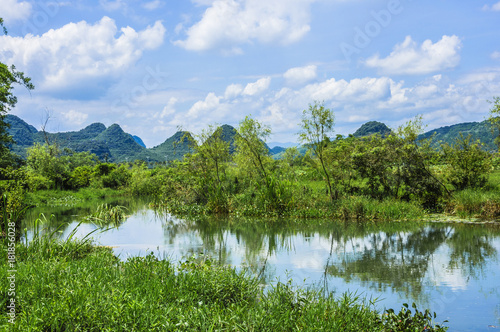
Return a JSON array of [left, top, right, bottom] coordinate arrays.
[[0, 234, 448, 331]]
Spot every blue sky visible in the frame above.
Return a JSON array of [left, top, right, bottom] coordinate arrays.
[[1, 0, 500, 147]]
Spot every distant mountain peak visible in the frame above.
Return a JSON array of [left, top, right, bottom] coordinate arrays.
[[353, 121, 392, 138]]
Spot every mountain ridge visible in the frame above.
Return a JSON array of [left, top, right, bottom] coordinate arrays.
[[5, 114, 498, 163]]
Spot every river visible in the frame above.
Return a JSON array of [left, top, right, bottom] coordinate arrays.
[[23, 198, 500, 331]]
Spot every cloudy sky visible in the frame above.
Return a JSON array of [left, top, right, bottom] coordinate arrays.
[[1, 0, 500, 147]]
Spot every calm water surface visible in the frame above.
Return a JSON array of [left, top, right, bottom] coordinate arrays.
[[24, 200, 500, 332]]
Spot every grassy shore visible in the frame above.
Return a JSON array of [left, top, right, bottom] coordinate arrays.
[[1, 233, 448, 331]]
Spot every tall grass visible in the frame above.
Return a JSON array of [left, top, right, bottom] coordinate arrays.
[[446, 189, 500, 219], [85, 203, 127, 226]]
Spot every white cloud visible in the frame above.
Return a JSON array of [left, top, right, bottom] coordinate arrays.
[[0, 17, 166, 93], [283, 65, 317, 85], [482, 1, 500, 11], [159, 97, 178, 118], [0, 0, 32, 23], [365, 35, 462, 75], [224, 84, 244, 99], [143, 0, 162, 10], [187, 92, 220, 118], [299, 77, 393, 102], [174, 0, 313, 52], [243, 77, 271, 96], [62, 110, 88, 125], [492, 51, 500, 60]]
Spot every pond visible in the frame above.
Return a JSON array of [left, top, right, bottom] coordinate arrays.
[[23, 198, 500, 332]]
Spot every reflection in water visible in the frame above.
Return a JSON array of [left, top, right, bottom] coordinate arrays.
[[23, 201, 500, 331]]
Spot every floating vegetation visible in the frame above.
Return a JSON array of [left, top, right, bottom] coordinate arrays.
[[85, 203, 127, 226]]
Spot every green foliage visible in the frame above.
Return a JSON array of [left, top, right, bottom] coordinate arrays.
[[488, 96, 500, 149], [235, 116, 293, 214], [70, 166, 94, 189], [26, 143, 69, 190], [85, 203, 127, 226], [442, 133, 492, 190], [101, 164, 131, 189], [299, 101, 336, 200], [1, 64, 34, 157], [186, 124, 231, 213], [1, 18, 33, 157], [382, 302, 448, 332], [420, 119, 498, 152]]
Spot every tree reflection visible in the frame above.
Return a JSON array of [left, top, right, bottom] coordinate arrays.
[[324, 223, 499, 303]]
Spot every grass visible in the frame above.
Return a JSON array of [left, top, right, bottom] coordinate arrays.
[[84, 203, 127, 226], [24, 187, 125, 207], [0, 220, 448, 331], [446, 189, 500, 219]]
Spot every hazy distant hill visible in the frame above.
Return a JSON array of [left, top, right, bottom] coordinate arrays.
[[131, 135, 146, 148]]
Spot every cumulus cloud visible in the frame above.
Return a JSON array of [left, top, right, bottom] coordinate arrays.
[[224, 83, 244, 99], [365, 35, 462, 75], [187, 92, 220, 118], [283, 65, 317, 85], [174, 0, 313, 52], [243, 77, 271, 96], [299, 77, 393, 102], [0, 17, 166, 93], [0, 0, 32, 23]]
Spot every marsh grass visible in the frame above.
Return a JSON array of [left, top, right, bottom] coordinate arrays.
[[25, 188, 124, 207], [447, 189, 500, 219], [85, 203, 127, 226]]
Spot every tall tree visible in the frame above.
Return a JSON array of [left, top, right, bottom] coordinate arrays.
[[299, 101, 336, 200], [0, 19, 34, 157]]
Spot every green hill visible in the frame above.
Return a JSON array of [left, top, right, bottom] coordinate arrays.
[[217, 124, 238, 154], [353, 121, 392, 138], [418, 120, 497, 151], [7, 115, 496, 164], [5, 115, 158, 162], [150, 131, 194, 161]]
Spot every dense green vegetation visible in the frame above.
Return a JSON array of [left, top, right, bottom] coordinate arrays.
[[2, 102, 500, 222]]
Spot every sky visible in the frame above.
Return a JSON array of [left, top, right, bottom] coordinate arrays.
[[1, 0, 500, 148]]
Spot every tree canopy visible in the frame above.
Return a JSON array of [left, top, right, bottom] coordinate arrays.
[[0, 19, 34, 157]]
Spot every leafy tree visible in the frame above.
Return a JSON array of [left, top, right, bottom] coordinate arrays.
[[0, 19, 34, 159], [235, 116, 292, 213], [187, 125, 231, 212], [390, 116, 448, 207], [299, 101, 336, 200], [442, 133, 492, 190], [26, 143, 70, 190], [487, 96, 500, 149]]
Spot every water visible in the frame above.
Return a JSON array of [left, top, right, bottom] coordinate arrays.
[[24, 200, 500, 331]]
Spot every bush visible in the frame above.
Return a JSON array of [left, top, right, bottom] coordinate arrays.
[[442, 134, 492, 190]]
